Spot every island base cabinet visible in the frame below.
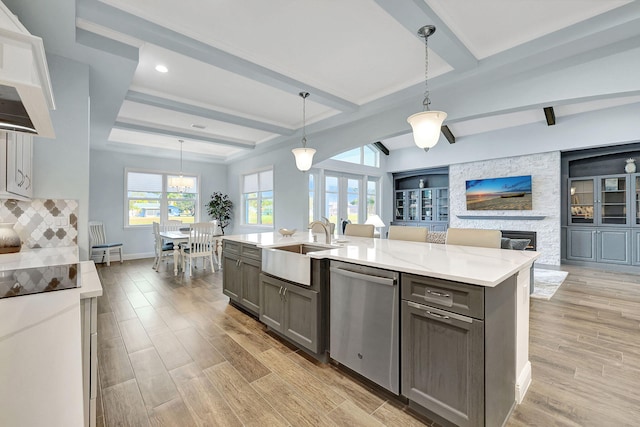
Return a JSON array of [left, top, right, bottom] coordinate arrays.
[[222, 241, 261, 315], [259, 273, 319, 353], [401, 300, 484, 427]]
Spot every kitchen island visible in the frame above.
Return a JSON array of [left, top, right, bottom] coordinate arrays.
[[222, 231, 539, 427]]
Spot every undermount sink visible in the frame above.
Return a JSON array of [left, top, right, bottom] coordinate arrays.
[[261, 243, 336, 286]]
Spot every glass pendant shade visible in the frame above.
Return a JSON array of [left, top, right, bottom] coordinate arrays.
[[407, 110, 447, 149], [292, 147, 316, 172]]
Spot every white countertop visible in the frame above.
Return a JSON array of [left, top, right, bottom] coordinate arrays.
[[223, 231, 540, 287], [0, 257, 102, 427]]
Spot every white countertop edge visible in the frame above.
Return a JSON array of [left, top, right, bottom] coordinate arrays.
[[223, 232, 540, 287]]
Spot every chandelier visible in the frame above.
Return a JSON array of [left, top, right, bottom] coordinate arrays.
[[168, 139, 193, 192]]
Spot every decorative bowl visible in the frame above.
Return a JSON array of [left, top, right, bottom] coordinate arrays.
[[278, 228, 296, 237]]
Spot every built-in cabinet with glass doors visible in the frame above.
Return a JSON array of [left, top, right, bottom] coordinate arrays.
[[392, 169, 449, 232], [566, 173, 640, 265]]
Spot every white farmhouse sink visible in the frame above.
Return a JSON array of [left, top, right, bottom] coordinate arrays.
[[261, 243, 335, 286]]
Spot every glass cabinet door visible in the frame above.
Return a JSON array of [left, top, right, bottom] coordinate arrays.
[[599, 175, 628, 225], [569, 178, 595, 224], [395, 191, 405, 221], [408, 190, 419, 221], [436, 188, 449, 221], [421, 189, 433, 221]]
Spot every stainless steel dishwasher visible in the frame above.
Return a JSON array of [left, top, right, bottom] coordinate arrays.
[[329, 260, 399, 394]]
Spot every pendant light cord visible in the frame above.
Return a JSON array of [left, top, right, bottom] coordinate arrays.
[[422, 32, 431, 111], [300, 92, 309, 148], [179, 139, 184, 176]]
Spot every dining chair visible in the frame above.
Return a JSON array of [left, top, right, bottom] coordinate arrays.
[[152, 222, 174, 270], [88, 221, 123, 266], [387, 225, 428, 242], [344, 223, 375, 238], [445, 228, 501, 248], [181, 222, 216, 276]]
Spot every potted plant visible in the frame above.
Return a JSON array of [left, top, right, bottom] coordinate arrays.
[[206, 192, 233, 235]]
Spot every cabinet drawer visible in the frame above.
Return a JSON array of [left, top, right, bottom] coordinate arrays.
[[241, 243, 262, 260], [223, 240, 241, 254], [401, 273, 484, 320]]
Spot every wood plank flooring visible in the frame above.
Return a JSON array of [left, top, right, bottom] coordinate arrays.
[[96, 260, 640, 426]]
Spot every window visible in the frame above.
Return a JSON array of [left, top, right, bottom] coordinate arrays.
[[318, 173, 379, 226], [331, 145, 379, 167], [243, 169, 273, 226], [126, 170, 198, 226]]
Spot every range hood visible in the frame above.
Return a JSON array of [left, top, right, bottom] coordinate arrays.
[[0, 1, 55, 138]]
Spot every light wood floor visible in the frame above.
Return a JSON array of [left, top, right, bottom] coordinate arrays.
[[95, 260, 640, 426]]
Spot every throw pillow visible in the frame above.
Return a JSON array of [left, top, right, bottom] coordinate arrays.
[[427, 231, 447, 244], [500, 237, 512, 249], [510, 238, 530, 250]]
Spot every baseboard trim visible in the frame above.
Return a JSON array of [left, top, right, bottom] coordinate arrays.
[[515, 361, 532, 403]]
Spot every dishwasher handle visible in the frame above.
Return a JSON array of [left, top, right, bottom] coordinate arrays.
[[330, 266, 397, 286]]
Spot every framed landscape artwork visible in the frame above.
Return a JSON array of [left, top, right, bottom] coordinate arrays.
[[465, 175, 533, 210]]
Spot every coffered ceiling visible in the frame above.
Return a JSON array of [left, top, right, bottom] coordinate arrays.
[[7, 0, 640, 161]]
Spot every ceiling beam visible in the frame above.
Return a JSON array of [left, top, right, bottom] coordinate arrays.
[[125, 91, 294, 136], [372, 141, 390, 155], [113, 121, 255, 149], [543, 107, 556, 126], [441, 125, 455, 144], [76, 0, 358, 112]]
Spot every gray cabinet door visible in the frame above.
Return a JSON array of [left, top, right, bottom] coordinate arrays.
[[401, 301, 484, 427], [222, 251, 241, 302], [597, 229, 630, 264], [259, 274, 284, 331], [633, 230, 640, 265], [240, 257, 261, 314], [566, 228, 597, 261], [283, 283, 319, 353]]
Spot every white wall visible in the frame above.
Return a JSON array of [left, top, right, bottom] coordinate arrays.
[[449, 152, 561, 266], [89, 150, 228, 259], [32, 54, 91, 259]]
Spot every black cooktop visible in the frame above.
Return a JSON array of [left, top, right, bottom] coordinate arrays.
[[0, 263, 80, 300]]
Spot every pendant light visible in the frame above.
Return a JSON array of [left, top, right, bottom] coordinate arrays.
[[292, 91, 316, 171], [168, 139, 193, 192], [407, 25, 447, 151]]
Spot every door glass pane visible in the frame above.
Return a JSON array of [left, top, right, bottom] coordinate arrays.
[[325, 177, 339, 224], [600, 177, 626, 225], [569, 179, 594, 224], [395, 191, 404, 221], [437, 188, 449, 221], [347, 179, 359, 223], [367, 180, 377, 216]]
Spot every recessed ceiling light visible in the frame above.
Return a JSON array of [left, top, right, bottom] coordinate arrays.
[[191, 124, 206, 129], [155, 64, 168, 73]]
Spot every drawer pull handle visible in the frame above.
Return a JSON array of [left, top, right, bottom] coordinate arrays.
[[426, 289, 451, 298], [426, 310, 450, 320]]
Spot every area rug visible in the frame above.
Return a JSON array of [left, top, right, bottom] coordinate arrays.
[[531, 268, 568, 300]]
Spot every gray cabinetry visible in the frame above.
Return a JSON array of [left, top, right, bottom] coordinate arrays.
[[259, 273, 319, 353], [81, 296, 98, 427], [392, 169, 449, 231], [567, 174, 636, 266], [401, 273, 516, 427], [222, 240, 261, 315], [633, 230, 640, 265]]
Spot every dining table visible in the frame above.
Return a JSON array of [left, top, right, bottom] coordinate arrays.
[[158, 230, 222, 275]]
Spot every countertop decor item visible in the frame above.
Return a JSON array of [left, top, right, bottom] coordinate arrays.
[[278, 228, 296, 237], [625, 158, 636, 173], [407, 25, 447, 151], [0, 223, 21, 254]]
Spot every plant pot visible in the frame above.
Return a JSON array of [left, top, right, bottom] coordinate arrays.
[[0, 223, 21, 254]]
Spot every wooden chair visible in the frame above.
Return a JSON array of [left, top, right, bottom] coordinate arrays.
[[388, 225, 428, 242], [152, 222, 174, 270], [344, 223, 375, 238], [445, 228, 501, 248], [181, 222, 216, 276], [88, 221, 123, 266]]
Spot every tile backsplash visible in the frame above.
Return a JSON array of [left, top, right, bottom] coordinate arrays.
[[0, 199, 78, 248]]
